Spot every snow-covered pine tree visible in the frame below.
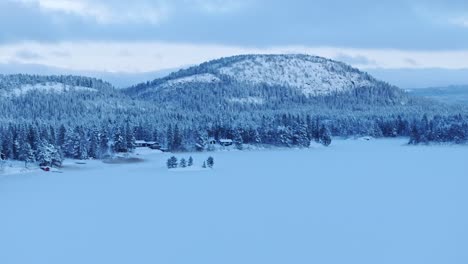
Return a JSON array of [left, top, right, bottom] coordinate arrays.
[[88, 129, 99, 159], [125, 122, 136, 152], [293, 121, 310, 147], [207, 156, 214, 168], [36, 141, 63, 167], [319, 125, 332, 146], [57, 125, 67, 147], [195, 130, 208, 151], [172, 125, 183, 152], [179, 158, 187, 168], [99, 130, 110, 158], [167, 156, 178, 169], [20, 143, 36, 168], [166, 125, 174, 151], [112, 129, 127, 153], [233, 129, 244, 150]]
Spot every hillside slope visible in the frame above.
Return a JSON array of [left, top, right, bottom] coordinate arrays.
[[126, 54, 410, 111]]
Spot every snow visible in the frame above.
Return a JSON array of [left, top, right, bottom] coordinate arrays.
[[0, 82, 98, 97], [1, 139, 468, 264], [227, 96, 265, 105], [218, 56, 374, 96], [163, 73, 221, 88], [0, 160, 39, 175]]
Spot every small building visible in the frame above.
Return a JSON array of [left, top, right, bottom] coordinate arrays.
[[149, 142, 161, 150], [219, 139, 233, 146], [208, 137, 217, 145], [135, 140, 161, 149], [159, 147, 169, 152], [135, 140, 149, 148]]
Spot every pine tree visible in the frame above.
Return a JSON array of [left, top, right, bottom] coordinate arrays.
[[166, 125, 174, 151], [113, 129, 127, 153], [36, 142, 63, 167], [179, 158, 187, 168], [319, 125, 332, 146], [172, 125, 183, 152], [88, 130, 99, 159], [253, 129, 261, 144], [72, 127, 88, 159], [207, 156, 214, 168], [57, 125, 67, 147], [167, 156, 178, 169], [202, 161, 207, 168], [188, 156, 193, 167], [195, 131, 208, 151], [233, 129, 244, 150], [125, 122, 136, 152], [20, 143, 35, 168], [99, 131, 110, 158], [293, 121, 310, 147]]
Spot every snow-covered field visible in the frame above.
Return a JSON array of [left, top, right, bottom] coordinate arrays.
[[1, 139, 467, 264]]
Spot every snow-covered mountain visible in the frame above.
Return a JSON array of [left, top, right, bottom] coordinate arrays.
[[126, 54, 408, 111], [0, 55, 464, 157], [0, 74, 113, 97], [128, 54, 388, 97]]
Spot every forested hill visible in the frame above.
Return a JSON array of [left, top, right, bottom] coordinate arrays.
[[0, 54, 467, 166], [126, 54, 409, 110], [0, 74, 113, 97]]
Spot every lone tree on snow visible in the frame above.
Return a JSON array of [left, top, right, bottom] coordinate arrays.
[[188, 156, 193, 167], [167, 156, 178, 169], [319, 125, 332, 146], [207, 156, 214, 168], [179, 158, 187, 168]]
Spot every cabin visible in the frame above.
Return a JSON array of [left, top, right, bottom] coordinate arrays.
[[208, 137, 217, 145], [135, 140, 161, 149], [149, 142, 162, 150], [135, 140, 149, 148], [159, 147, 169, 152], [219, 139, 233, 146]]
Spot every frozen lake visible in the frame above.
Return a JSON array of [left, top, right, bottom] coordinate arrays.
[[1, 139, 467, 264]]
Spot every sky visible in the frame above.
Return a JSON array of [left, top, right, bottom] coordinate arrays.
[[1, 0, 468, 87]]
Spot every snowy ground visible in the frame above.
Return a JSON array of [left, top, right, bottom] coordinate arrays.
[[1, 139, 467, 264]]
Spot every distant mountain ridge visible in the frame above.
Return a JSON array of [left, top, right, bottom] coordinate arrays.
[[125, 54, 410, 112], [129, 54, 394, 96], [0, 54, 466, 158], [408, 85, 468, 105], [0, 54, 446, 121], [0, 74, 113, 97]]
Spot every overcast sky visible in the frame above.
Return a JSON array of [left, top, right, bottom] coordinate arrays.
[[1, 0, 468, 74]]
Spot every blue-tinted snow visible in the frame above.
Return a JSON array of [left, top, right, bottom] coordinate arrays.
[[1, 139, 467, 264]]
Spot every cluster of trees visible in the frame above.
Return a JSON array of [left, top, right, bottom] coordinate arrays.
[[409, 114, 468, 144], [1, 69, 468, 169], [0, 74, 113, 92], [3, 110, 468, 168], [167, 156, 214, 169], [167, 156, 196, 169], [0, 123, 137, 167]]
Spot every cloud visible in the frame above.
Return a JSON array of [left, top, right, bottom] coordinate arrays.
[[2, 41, 468, 73], [404, 58, 419, 66], [333, 54, 377, 66], [10, 0, 169, 24], [9, 0, 250, 25], [450, 16, 468, 28], [2, 0, 468, 50], [15, 49, 44, 60], [188, 0, 251, 13]]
